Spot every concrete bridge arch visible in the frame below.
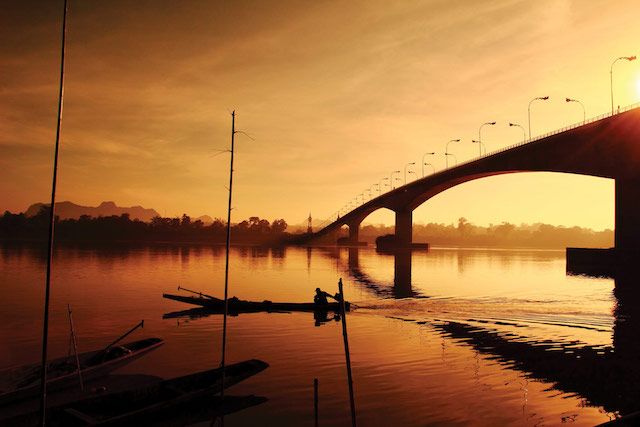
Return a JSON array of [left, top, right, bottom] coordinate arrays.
[[312, 107, 640, 256]]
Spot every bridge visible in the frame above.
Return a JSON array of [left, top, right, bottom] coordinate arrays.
[[309, 104, 640, 263]]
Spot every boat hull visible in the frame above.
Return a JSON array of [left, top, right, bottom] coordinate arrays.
[[7, 359, 269, 426], [163, 293, 350, 312], [0, 338, 164, 406]]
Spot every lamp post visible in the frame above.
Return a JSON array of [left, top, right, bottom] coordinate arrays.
[[611, 56, 637, 114], [445, 139, 460, 168], [422, 152, 435, 177], [379, 177, 389, 195], [408, 170, 418, 182], [471, 140, 485, 156], [390, 170, 400, 190], [370, 184, 378, 198], [508, 122, 526, 142], [424, 163, 435, 174], [478, 122, 495, 156], [565, 98, 585, 124], [404, 162, 415, 185], [445, 152, 457, 166], [528, 96, 549, 138]]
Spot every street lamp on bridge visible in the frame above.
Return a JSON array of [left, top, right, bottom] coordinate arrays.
[[528, 96, 549, 139], [390, 170, 400, 190], [445, 139, 460, 168], [611, 55, 636, 114], [422, 152, 435, 177], [565, 97, 585, 124], [408, 170, 418, 182], [471, 139, 485, 156], [477, 122, 495, 156], [404, 162, 415, 185], [445, 152, 457, 166], [370, 184, 378, 198], [379, 177, 389, 195], [424, 163, 435, 174], [508, 122, 526, 142]]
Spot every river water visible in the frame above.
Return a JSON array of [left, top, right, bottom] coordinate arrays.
[[0, 242, 635, 425]]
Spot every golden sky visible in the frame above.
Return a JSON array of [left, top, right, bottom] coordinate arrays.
[[1, 0, 639, 228]]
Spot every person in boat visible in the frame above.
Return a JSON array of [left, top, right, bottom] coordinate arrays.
[[314, 288, 337, 305]]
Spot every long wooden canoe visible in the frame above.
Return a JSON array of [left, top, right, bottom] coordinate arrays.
[[8, 359, 269, 426], [163, 293, 350, 312], [0, 338, 164, 406]]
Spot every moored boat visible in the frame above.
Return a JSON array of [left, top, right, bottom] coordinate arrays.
[[0, 338, 164, 406], [7, 359, 269, 426]]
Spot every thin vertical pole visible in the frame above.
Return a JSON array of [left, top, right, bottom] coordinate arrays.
[[40, 0, 68, 424], [67, 305, 83, 391], [610, 65, 614, 115], [338, 278, 357, 427], [220, 110, 235, 410], [314, 378, 319, 427]]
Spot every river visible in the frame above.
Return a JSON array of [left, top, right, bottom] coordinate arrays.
[[0, 242, 634, 425]]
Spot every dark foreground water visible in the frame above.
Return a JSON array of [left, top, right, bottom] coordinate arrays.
[[1, 242, 636, 425]]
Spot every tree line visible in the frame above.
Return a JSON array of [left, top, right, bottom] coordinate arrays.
[[356, 217, 613, 248], [0, 207, 290, 245]]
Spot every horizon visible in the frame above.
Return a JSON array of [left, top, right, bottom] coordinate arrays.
[[2, 199, 616, 232], [2, 1, 639, 230]]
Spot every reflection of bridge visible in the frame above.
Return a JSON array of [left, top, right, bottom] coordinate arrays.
[[309, 106, 640, 270]]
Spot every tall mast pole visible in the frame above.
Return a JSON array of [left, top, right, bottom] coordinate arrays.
[[40, 0, 68, 424], [220, 110, 235, 409]]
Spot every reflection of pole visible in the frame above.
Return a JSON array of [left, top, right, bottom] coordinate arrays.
[[67, 305, 83, 391], [40, 1, 68, 423], [314, 378, 319, 427], [338, 278, 357, 427]]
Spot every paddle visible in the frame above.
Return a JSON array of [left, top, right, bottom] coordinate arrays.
[[177, 285, 217, 300], [103, 320, 144, 354]]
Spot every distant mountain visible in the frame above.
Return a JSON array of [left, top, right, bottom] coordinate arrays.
[[24, 201, 161, 223], [194, 215, 214, 224]]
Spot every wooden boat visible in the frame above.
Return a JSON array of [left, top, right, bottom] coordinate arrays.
[[8, 359, 269, 426], [0, 338, 164, 406], [163, 293, 350, 313]]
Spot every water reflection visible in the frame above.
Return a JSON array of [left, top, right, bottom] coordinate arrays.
[[384, 272, 640, 417], [0, 242, 627, 424], [321, 247, 421, 298]]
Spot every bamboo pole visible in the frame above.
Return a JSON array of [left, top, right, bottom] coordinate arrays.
[[338, 278, 357, 427], [40, 0, 68, 424], [220, 110, 236, 425]]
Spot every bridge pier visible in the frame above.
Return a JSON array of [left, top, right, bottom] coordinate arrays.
[[616, 178, 640, 266], [615, 179, 640, 254], [337, 221, 367, 246], [395, 210, 413, 247]]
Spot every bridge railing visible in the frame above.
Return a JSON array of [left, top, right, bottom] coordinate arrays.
[[319, 102, 640, 229], [457, 101, 640, 169]]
